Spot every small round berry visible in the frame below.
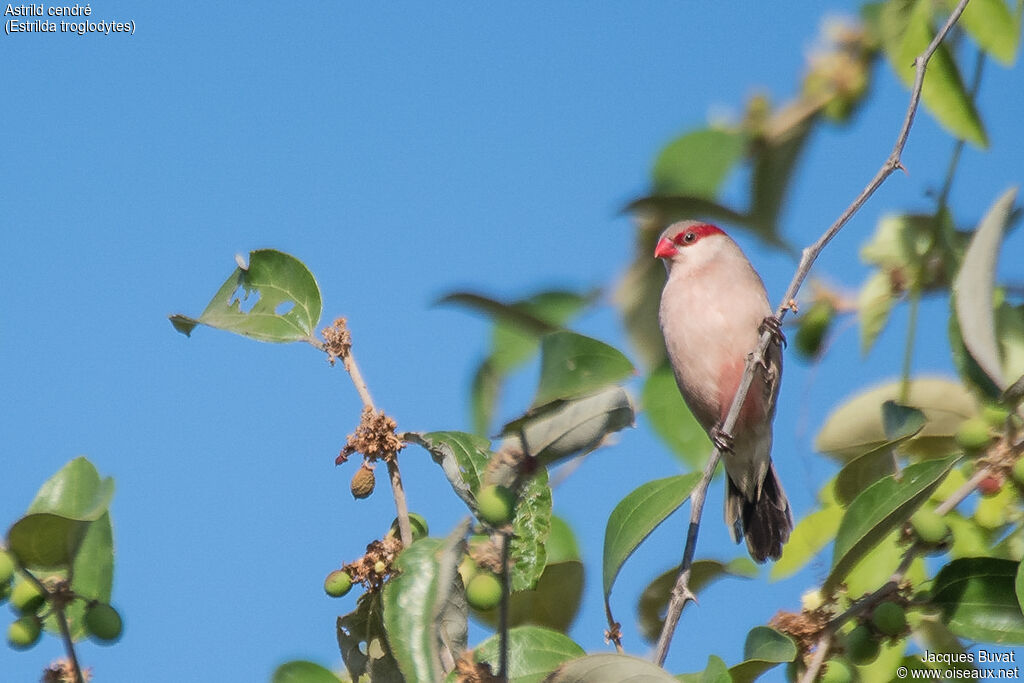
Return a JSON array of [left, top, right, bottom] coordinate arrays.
[[84, 602, 123, 643], [324, 570, 353, 598], [10, 579, 45, 615], [466, 573, 502, 611], [870, 601, 907, 637], [476, 485, 515, 526], [956, 417, 993, 452], [845, 624, 880, 665], [7, 615, 42, 649]]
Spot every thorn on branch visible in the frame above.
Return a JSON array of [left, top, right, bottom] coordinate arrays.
[[604, 622, 623, 648]]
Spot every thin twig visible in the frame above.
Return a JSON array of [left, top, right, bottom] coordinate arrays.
[[312, 331, 413, 546], [652, 0, 973, 666], [498, 531, 511, 680], [652, 448, 719, 663], [53, 602, 85, 683]]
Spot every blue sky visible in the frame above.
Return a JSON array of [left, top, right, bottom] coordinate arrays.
[[2, 2, 1022, 680]]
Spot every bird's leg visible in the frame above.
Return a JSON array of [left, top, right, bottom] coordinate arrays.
[[710, 424, 734, 454], [759, 315, 787, 348]]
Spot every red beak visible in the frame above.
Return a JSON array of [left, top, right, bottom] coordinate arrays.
[[654, 237, 676, 259]]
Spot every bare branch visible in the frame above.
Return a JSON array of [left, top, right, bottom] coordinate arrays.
[[653, 0, 973, 665], [317, 320, 413, 546]]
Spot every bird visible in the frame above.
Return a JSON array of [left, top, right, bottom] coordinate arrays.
[[655, 220, 792, 562]]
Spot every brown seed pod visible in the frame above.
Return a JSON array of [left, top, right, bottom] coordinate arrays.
[[350, 463, 376, 499]]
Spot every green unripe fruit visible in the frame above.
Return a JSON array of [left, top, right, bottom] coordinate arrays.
[[870, 601, 907, 637], [821, 658, 854, 683], [845, 624, 880, 665], [466, 573, 502, 611], [975, 500, 1006, 530], [983, 405, 1011, 429], [458, 556, 478, 586], [0, 580, 11, 604], [7, 615, 42, 649], [390, 512, 429, 542], [374, 560, 387, 574], [324, 570, 353, 597], [0, 550, 15, 585], [1012, 459, 1024, 487], [910, 508, 949, 545], [84, 602, 123, 643], [956, 417, 993, 452], [10, 579, 45, 615], [795, 301, 835, 358], [476, 485, 515, 526]]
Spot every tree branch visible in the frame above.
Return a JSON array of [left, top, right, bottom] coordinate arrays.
[[652, 0, 973, 666], [314, 322, 413, 546]]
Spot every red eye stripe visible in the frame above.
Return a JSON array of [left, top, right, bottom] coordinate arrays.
[[671, 223, 724, 246]]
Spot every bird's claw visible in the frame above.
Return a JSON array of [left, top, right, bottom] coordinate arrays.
[[760, 315, 787, 348], [711, 424, 734, 454]]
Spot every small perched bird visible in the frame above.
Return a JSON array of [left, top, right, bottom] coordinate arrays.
[[655, 220, 793, 562]]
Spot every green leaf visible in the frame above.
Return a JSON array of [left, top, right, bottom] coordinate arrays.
[[950, 300, 1004, 401], [382, 525, 467, 683], [641, 364, 713, 469], [770, 503, 843, 581], [881, 0, 987, 147], [953, 187, 1019, 390], [748, 118, 814, 243], [7, 514, 89, 568], [336, 593, 403, 683], [545, 653, 678, 682], [834, 448, 898, 507], [932, 557, 1024, 643], [858, 270, 897, 354], [613, 225, 671, 370], [531, 331, 634, 408], [472, 520, 584, 633], [651, 128, 746, 198], [625, 196, 750, 229], [729, 627, 797, 683], [445, 290, 595, 434], [59, 511, 114, 640], [815, 377, 978, 461], [638, 559, 757, 642], [602, 474, 701, 600], [7, 457, 115, 568], [473, 626, 585, 683], [471, 359, 502, 436], [826, 456, 958, 591], [677, 655, 732, 683], [948, 0, 1022, 65], [882, 400, 927, 440], [27, 456, 115, 520], [407, 431, 493, 507], [743, 626, 797, 661], [831, 402, 925, 506], [271, 661, 343, 683], [509, 468, 553, 592], [169, 249, 322, 342], [514, 386, 635, 466]]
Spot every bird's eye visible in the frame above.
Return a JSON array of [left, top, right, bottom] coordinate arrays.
[[683, 231, 696, 243]]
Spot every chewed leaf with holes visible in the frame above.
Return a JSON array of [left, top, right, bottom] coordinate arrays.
[[170, 249, 322, 342]]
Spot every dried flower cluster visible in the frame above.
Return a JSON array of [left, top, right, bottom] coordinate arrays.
[[337, 407, 404, 465], [321, 317, 353, 366], [341, 536, 403, 592]]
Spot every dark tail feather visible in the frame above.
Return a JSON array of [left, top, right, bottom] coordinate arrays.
[[725, 463, 793, 563]]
